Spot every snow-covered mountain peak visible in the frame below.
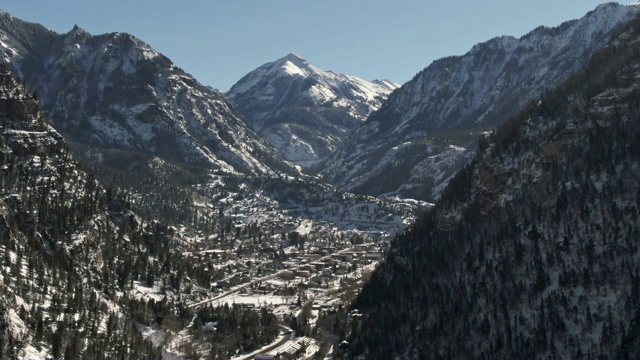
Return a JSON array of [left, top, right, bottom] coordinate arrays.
[[280, 52, 307, 66], [279, 53, 314, 77], [229, 53, 398, 104], [228, 53, 315, 99], [227, 54, 399, 167], [283, 52, 303, 60]]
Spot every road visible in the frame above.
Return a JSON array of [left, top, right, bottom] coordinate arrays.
[[233, 326, 293, 360]]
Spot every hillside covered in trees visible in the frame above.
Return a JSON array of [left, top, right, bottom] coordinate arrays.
[[349, 13, 640, 359]]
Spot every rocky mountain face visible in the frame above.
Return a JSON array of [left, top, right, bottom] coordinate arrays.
[[323, 3, 640, 201], [347, 16, 640, 358], [227, 53, 398, 168], [0, 12, 298, 179]]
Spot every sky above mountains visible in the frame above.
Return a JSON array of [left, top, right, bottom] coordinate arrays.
[[0, 1, 630, 91]]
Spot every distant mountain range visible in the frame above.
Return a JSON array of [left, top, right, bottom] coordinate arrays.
[[322, 2, 640, 201], [227, 53, 398, 168], [4, 3, 636, 204]]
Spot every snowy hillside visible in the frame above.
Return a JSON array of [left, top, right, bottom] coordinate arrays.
[[227, 53, 398, 167], [323, 2, 640, 201]]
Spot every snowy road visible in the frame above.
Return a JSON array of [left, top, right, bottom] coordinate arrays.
[[232, 326, 293, 360]]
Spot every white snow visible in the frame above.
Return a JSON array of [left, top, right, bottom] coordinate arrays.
[[210, 294, 289, 308], [306, 84, 337, 105], [282, 59, 309, 77]]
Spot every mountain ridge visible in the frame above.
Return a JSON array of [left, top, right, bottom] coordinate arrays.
[[322, 2, 639, 201], [0, 12, 299, 179]]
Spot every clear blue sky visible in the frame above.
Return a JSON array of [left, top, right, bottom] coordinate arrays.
[[0, 1, 631, 91]]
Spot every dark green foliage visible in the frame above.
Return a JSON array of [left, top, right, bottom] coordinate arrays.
[[193, 304, 280, 359]]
